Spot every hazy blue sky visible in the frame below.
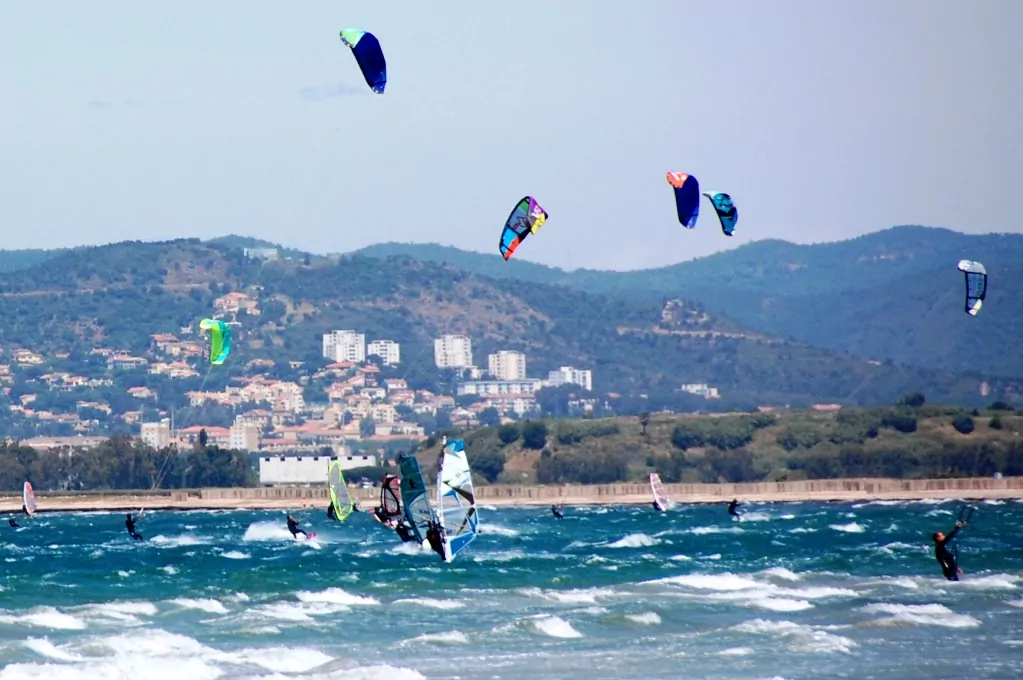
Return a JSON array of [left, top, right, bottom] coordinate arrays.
[[1, 1, 1020, 270]]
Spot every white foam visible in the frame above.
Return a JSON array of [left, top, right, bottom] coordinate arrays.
[[241, 521, 295, 542], [734, 619, 857, 654], [220, 550, 250, 560], [161, 566, 179, 575], [689, 526, 743, 535], [529, 615, 583, 638], [861, 602, 980, 628], [295, 588, 379, 606], [407, 630, 469, 645], [80, 601, 158, 623], [829, 522, 865, 533], [481, 524, 519, 537], [761, 567, 802, 581], [651, 573, 761, 591], [542, 588, 616, 605], [751, 597, 813, 612], [392, 597, 464, 610], [959, 574, 1020, 590], [625, 612, 661, 625], [170, 598, 229, 614], [23, 637, 83, 661], [150, 534, 208, 548], [2, 607, 88, 630], [607, 533, 659, 548]]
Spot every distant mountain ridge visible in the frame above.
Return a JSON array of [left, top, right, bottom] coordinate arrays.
[[0, 236, 1010, 411], [351, 227, 1023, 377]]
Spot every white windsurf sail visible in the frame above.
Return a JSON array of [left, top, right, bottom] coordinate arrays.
[[23, 481, 37, 516], [649, 473, 673, 511], [436, 438, 479, 562]]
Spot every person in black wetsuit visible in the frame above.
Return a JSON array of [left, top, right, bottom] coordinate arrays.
[[551, 504, 564, 520], [394, 518, 416, 543], [326, 503, 338, 521], [652, 500, 665, 512], [425, 520, 446, 561], [933, 518, 967, 581], [125, 513, 144, 541], [727, 499, 742, 518], [372, 506, 390, 524], [8, 515, 19, 528], [286, 514, 308, 539]]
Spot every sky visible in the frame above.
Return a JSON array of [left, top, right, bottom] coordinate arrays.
[[1, 1, 1021, 271]]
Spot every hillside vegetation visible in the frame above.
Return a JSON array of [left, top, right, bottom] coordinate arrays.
[[0, 239, 1010, 415], [354, 227, 1023, 377], [437, 399, 1023, 486]]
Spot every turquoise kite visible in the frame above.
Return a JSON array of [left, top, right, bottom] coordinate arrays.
[[702, 191, 738, 236], [199, 319, 231, 365]]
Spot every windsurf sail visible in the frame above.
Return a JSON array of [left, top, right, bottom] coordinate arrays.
[[328, 460, 354, 522], [649, 473, 672, 511], [23, 481, 36, 516], [381, 473, 402, 517], [436, 439, 479, 562], [399, 453, 436, 543]]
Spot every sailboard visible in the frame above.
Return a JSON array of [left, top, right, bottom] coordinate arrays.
[[23, 481, 37, 516], [398, 453, 436, 544], [328, 459, 354, 522], [436, 439, 479, 562], [649, 473, 673, 512], [380, 473, 402, 519]]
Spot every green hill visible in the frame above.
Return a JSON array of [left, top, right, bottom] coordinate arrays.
[[351, 227, 1023, 376], [0, 239, 1011, 413]]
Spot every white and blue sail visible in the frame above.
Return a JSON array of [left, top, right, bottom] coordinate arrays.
[[398, 453, 436, 544], [436, 438, 479, 562]]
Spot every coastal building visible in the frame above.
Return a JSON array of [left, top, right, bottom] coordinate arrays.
[[322, 330, 366, 363], [546, 366, 593, 392], [140, 419, 172, 449], [257, 453, 378, 485], [229, 420, 261, 451], [367, 339, 401, 365], [488, 350, 527, 381], [456, 379, 544, 396], [434, 335, 473, 369]]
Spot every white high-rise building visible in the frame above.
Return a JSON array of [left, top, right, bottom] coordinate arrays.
[[229, 420, 261, 451], [488, 350, 527, 380], [434, 335, 473, 369], [140, 419, 171, 449], [367, 339, 401, 366], [546, 366, 593, 392], [322, 330, 366, 363]]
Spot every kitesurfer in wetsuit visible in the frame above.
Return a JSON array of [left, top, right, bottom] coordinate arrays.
[[933, 518, 967, 581], [727, 499, 742, 518], [286, 514, 308, 539], [425, 520, 446, 561], [8, 515, 19, 528], [551, 504, 564, 519], [125, 513, 143, 541]]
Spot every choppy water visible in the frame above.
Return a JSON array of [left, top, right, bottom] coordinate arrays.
[[1, 499, 1021, 679]]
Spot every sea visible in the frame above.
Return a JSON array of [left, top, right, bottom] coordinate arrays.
[[1, 499, 1021, 679]]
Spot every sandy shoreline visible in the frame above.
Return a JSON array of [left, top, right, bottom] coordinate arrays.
[[2, 476, 1020, 513]]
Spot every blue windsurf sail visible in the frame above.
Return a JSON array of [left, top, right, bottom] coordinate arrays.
[[436, 439, 479, 562], [399, 453, 435, 543]]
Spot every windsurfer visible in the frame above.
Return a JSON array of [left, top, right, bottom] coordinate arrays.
[[425, 520, 446, 560], [372, 506, 390, 523], [286, 514, 308, 539], [652, 500, 664, 512], [394, 518, 416, 542], [727, 499, 742, 518], [326, 503, 338, 521], [124, 513, 144, 541]]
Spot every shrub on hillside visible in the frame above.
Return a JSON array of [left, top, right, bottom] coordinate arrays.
[[497, 423, 520, 445], [521, 421, 548, 450], [952, 415, 975, 435]]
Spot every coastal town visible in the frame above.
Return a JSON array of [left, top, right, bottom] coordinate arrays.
[[1, 290, 599, 472]]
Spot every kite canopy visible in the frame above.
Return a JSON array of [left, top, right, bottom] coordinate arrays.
[[339, 29, 387, 94], [702, 191, 738, 236], [667, 171, 700, 228], [957, 260, 987, 316], [499, 196, 548, 261], [199, 319, 231, 365]]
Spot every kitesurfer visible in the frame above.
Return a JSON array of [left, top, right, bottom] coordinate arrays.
[[932, 518, 967, 581], [727, 499, 742, 518], [286, 514, 308, 539], [551, 504, 564, 519], [124, 513, 143, 541], [8, 515, 19, 528], [425, 520, 446, 560]]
